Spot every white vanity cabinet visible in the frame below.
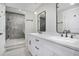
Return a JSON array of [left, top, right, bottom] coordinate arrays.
[[27, 34, 79, 56]]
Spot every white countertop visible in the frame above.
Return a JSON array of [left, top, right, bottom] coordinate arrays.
[[28, 33, 79, 51]]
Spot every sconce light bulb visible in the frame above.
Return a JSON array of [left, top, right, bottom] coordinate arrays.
[[34, 12, 37, 14]]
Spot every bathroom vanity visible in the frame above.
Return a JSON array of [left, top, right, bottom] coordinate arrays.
[[27, 33, 79, 56]]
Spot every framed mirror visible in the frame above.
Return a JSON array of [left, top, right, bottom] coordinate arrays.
[[37, 11, 46, 32], [56, 3, 79, 34]]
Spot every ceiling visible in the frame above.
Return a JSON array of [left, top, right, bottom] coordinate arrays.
[[5, 3, 42, 12]]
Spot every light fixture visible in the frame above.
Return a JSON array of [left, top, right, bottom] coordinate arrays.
[[70, 3, 75, 5], [34, 12, 37, 14]]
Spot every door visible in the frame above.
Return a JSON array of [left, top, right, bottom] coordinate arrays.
[[0, 4, 6, 55]]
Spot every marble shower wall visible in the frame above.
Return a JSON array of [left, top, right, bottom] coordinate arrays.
[[6, 12, 25, 39]]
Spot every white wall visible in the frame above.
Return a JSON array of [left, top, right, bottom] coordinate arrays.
[[25, 12, 36, 33], [0, 4, 6, 55], [35, 3, 56, 34]]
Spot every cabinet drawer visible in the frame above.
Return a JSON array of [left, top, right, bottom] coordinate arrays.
[[33, 37, 42, 45], [39, 39, 79, 56], [34, 43, 55, 56]]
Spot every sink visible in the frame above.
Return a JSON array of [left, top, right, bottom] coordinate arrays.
[[49, 36, 78, 44]]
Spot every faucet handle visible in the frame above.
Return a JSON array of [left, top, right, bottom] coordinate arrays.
[[71, 35, 73, 38], [70, 34, 76, 38], [61, 33, 63, 37]]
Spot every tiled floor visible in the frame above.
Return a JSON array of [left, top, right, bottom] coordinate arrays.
[[3, 38, 31, 56]]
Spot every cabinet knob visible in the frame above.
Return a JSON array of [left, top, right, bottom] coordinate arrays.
[[29, 40, 31, 45]]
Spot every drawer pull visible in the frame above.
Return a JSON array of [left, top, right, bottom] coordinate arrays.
[[35, 39, 39, 42], [35, 46, 39, 50]]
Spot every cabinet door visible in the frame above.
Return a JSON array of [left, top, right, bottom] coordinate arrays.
[[27, 35, 39, 56], [27, 35, 35, 55], [33, 37, 56, 56], [38, 45, 55, 56], [27, 35, 32, 52], [31, 37, 38, 56]]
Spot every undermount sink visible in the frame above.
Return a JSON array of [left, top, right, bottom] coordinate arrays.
[[49, 36, 78, 43]]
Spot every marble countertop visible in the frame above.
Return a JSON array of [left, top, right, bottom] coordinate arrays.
[[28, 33, 79, 51]]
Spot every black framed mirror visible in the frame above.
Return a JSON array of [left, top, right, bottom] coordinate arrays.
[[37, 11, 46, 32], [56, 3, 79, 34]]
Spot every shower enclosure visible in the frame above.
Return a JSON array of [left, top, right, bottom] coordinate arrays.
[[6, 12, 25, 39]]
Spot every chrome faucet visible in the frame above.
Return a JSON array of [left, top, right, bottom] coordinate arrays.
[[61, 30, 76, 38], [63, 30, 71, 37]]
